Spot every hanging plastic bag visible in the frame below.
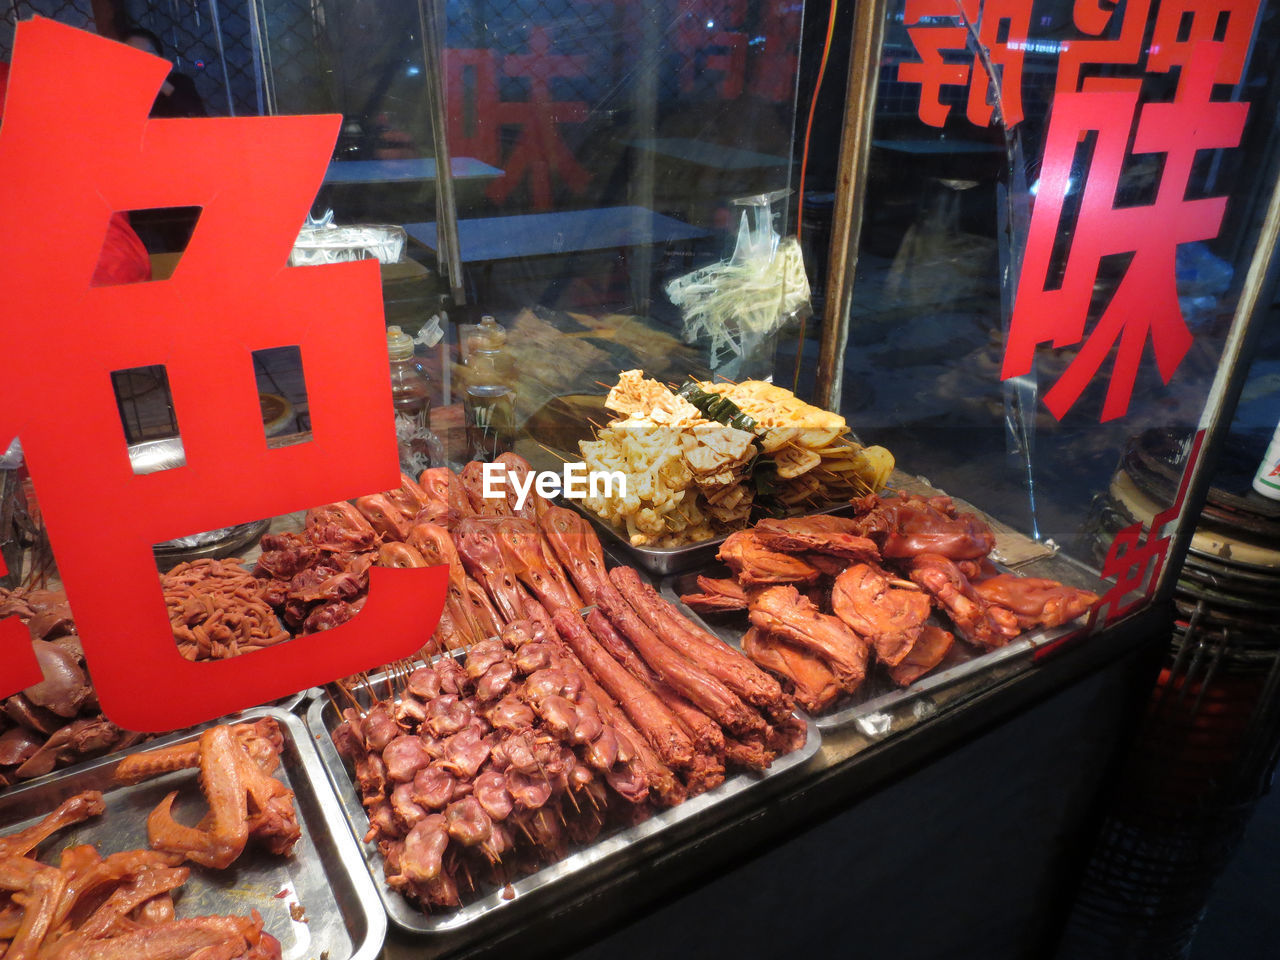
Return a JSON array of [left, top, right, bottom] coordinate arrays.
[[666, 189, 811, 378]]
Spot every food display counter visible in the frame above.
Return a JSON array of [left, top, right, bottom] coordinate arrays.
[[0, 0, 1277, 954]]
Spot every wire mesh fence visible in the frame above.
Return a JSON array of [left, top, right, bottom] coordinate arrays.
[[120, 0, 260, 115], [1, 0, 95, 59]]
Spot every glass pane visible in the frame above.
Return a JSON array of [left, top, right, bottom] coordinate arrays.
[[438, 0, 805, 375], [258, 0, 809, 464], [843, 0, 1278, 618]]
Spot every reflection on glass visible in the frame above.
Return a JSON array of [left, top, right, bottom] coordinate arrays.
[[256, 0, 808, 466]]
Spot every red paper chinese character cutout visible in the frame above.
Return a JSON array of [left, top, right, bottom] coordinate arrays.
[[1003, 43, 1248, 422], [1087, 431, 1205, 628], [1147, 0, 1259, 84], [898, 0, 1030, 127], [1057, 0, 1152, 96], [0, 20, 447, 732]]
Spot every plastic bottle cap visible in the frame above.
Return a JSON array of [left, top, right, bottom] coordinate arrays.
[[387, 325, 416, 361]]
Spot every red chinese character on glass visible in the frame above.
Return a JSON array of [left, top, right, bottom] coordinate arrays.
[[1003, 42, 1248, 422], [1087, 431, 1205, 627], [672, 0, 749, 98], [1057, 0, 1152, 96], [0, 20, 446, 731], [898, 0, 1030, 127], [490, 26, 591, 209], [1147, 0, 1259, 83], [748, 0, 802, 103]]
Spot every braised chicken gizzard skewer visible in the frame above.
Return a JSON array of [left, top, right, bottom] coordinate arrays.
[[682, 492, 1101, 711]]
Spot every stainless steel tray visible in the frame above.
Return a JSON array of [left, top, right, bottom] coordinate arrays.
[[564, 497, 850, 576], [662, 570, 1087, 733], [0, 706, 386, 960], [307, 674, 820, 935]]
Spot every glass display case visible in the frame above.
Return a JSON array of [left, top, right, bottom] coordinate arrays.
[[0, 0, 1276, 954]]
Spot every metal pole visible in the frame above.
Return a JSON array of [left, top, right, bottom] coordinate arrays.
[[246, 0, 268, 116], [205, 0, 236, 116], [247, 0, 277, 115], [813, 0, 888, 411], [1153, 165, 1280, 605], [417, 0, 465, 306]]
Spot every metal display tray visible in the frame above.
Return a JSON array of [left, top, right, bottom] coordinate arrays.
[[307, 671, 821, 935], [0, 706, 387, 960], [662, 568, 1086, 733], [564, 497, 850, 576]]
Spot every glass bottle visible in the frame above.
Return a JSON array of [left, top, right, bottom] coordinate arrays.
[[387, 325, 434, 474], [463, 315, 515, 461]]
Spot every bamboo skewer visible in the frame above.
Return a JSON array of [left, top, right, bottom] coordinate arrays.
[[536, 441, 572, 464]]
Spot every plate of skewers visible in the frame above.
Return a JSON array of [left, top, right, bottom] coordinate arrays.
[[552, 370, 895, 574]]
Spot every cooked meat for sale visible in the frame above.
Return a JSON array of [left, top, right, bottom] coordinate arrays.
[[584, 609, 727, 764], [753, 516, 881, 562], [116, 719, 300, 869], [718, 532, 821, 587], [493, 518, 583, 614], [0, 779, 286, 960], [972, 574, 1099, 629], [887, 625, 956, 687], [908, 554, 1021, 648], [455, 518, 527, 622], [539, 507, 613, 603], [831, 564, 932, 667], [592, 582, 765, 738], [679, 576, 750, 613], [741, 627, 842, 713], [551, 609, 695, 772], [852, 494, 996, 561], [748, 586, 869, 691], [609, 566, 791, 720]]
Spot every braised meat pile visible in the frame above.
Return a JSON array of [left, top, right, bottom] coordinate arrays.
[[254, 499, 381, 637], [0, 721, 298, 959], [329, 457, 805, 912], [254, 454, 561, 654], [682, 493, 1100, 712], [0, 589, 147, 786]]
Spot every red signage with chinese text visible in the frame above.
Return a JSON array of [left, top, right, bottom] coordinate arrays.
[[899, 0, 1261, 423], [0, 20, 447, 732]]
